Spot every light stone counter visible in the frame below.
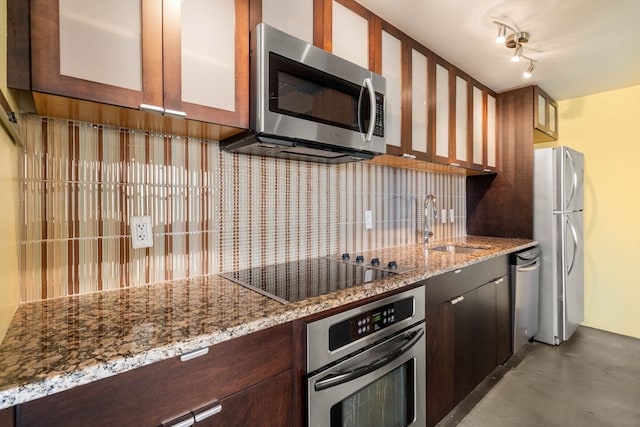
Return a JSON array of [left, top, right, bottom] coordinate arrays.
[[0, 236, 536, 409]]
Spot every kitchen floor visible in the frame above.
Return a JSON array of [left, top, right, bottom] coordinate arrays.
[[436, 326, 640, 427]]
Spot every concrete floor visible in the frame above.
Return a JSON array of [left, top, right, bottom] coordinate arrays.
[[436, 326, 640, 427]]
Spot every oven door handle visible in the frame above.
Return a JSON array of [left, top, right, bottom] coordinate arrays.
[[313, 328, 424, 392]]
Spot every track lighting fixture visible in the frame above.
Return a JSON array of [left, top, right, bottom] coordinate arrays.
[[492, 19, 537, 78]]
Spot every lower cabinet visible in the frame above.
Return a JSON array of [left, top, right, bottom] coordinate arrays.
[[197, 371, 292, 427], [16, 323, 293, 427], [425, 257, 511, 427], [0, 407, 15, 427]]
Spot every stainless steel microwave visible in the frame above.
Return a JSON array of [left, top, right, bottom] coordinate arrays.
[[221, 23, 387, 164]]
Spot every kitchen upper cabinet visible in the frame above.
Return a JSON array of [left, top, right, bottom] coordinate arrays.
[[471, 85, 485, 169], [432, 60, 451, 164], [164, 0, 248, 126], [330, 0, 370, 69], [534, 86, 559, 142], [16, 323, 293, 427], [410, 46, 431, 160], [381, 27, 403, 153], [452, 73, 471, 168], [11, 0, 249, 130], [261, 0, 314, 44], [486, 93, 499, 172]]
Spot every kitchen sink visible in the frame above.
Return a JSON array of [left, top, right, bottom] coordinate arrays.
[[429, 245, 489, 254]]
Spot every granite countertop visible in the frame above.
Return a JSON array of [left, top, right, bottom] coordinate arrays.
[[0, 236, 536, 409]]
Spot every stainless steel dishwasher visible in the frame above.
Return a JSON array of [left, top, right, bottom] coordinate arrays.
[[511, 246, 541, 354]]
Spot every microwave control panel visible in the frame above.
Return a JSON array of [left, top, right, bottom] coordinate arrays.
[[374, 93, 385, 137], [328, 296, 413, 351]]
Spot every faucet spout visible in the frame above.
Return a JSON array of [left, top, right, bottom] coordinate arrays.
[[423, 194, 438, 244]]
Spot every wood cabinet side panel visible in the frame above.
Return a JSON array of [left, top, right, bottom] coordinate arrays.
[[7, 0, 31, 90], [426, 302, 455, 427], [466, 86, 534, 238], [0, 407, 15, 427]]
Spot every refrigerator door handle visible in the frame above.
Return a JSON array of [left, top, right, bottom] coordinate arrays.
[[565, 149, 578, 210], [566, 217, 579, 275]]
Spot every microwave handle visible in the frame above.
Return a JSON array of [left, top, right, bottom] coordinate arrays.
[[363, 78, 376, 142]]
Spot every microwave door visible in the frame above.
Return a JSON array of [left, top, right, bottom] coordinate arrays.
[[358, 78, 377, 142]]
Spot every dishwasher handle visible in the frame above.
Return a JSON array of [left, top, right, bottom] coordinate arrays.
[[516, 259, 540, 272]]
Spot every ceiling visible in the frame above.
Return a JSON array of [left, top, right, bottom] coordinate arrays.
[[356, 0, 640, 101]]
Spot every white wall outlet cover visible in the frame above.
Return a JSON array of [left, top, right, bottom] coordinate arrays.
[[130, 215, 154, 249], [449, 208, 455, 223], [441, 209, 447, 224], [364, 210, 373, 230]]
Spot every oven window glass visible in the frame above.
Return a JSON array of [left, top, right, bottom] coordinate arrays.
[[330, 360, 415, 427], [269, 53, 370, 133]]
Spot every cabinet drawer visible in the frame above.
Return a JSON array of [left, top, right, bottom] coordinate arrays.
[[196, 371, 292, 427], [425, 255, 508, 308], [17, 323, 292, 427]]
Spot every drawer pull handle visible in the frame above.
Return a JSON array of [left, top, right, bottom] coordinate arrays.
[[162, 415, 195, 427], [139, 103, 165, 114], [179, 347, 209, 362], [454, 269, 462, 274], [402, 153, 417, 159], [450, 296, 465, 305], [450, 162, 461, 167], [164, 109, 188, 118], [194, 403, 223, 422], [494, 277, 504, 284]]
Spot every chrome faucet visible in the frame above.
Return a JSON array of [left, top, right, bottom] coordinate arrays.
[[423, 194, 438, 243]]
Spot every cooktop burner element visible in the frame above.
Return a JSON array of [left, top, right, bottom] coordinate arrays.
[[220, 257, 399, 304]]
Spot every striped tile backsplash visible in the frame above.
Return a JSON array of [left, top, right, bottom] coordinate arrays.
[[19, 115, 466, 302]]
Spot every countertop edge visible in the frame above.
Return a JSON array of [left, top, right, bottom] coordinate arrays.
[[0, 238, 537, 409]]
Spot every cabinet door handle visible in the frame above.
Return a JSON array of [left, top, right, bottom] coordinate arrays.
[[482, 168, 492, 173], [194, 403, 223, 422], [161, 414, 195, 427], [164, 109, 188, 118], [140, 103, 165, 114], [402, 153, 417, 159], [450, 162, 461, 167], [179, 347, 209, 362], [494, 277, 504, 284], [450, 295, 465, 305]]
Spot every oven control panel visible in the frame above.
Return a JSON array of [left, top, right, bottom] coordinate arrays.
[[328, 297, 414, 351]]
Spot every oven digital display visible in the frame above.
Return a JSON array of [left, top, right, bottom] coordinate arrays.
[[328, 297, 414, 351]]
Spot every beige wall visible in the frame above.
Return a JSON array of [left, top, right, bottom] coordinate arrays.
[[554, 85, 640, 339], [0, 0, 21, 342]]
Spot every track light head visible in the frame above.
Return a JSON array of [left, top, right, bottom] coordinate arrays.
[[511, 45, 523, 63], [523, 61, 535, 78], [496, 24, 506, 43]]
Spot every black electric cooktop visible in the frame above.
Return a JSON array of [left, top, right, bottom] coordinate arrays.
[[220, 256, 408, 304]]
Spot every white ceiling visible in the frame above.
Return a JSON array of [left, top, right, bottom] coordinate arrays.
[[356, 0, 640, 101]]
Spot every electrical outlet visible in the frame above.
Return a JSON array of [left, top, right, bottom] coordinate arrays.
[[364, 210, 373, 230], [441, 209, 447, 224], [130, 216, 153, 249], [449, 208, 455, 223]]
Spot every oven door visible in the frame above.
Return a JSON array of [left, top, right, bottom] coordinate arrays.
[[307, 322, 426, 427]]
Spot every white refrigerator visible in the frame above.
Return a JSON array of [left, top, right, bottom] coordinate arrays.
[[534, 146, 584, 345]]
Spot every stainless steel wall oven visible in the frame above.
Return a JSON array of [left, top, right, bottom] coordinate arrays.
[[306, 287, 426, 426]]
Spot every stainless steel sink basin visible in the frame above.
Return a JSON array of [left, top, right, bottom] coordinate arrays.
[[429, 245, 488, 254]]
